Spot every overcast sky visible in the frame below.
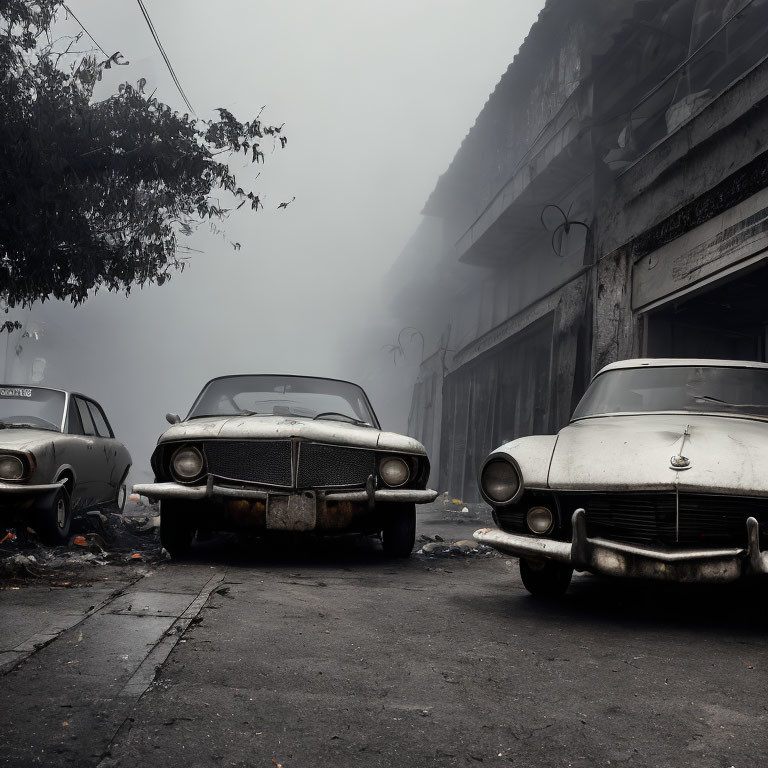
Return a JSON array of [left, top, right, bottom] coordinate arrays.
[[18, 0, 545, 478]]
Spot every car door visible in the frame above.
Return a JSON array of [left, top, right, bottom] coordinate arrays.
[[72, 396, 112, 507], [62, 396, 98, 511], [83, 398, 124, 503]]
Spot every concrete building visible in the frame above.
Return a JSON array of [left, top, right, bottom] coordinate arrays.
[[398, 0, 768, 500]]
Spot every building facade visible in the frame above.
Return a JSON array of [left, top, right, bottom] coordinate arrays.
[[399, 0, 768, 500]]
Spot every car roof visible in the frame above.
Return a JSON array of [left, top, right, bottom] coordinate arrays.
[[597, 358, 768, 375], [201, 373, 370, 390]]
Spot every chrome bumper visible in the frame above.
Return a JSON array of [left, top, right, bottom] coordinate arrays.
[[0, 480, 66, 497], [474, 509, 768, 583], [132, 480, 438, 505]]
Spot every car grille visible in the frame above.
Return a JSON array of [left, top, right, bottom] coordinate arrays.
[[200, 440, 375, 489], [560, 493, 768, 549], [297, 442, 375, 488], [203, 440, 293, 487]]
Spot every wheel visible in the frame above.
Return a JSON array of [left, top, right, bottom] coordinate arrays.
[[381, 503, 416, 558], [115, 482, 127, 512], [160, 500, 197, 559], [36, 488, 72, 546], [519, 557, 573, 598], [107, 467, 130, 514]]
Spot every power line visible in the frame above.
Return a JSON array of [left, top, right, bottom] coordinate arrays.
[[135, 0, 195, 114], [62, 3, 110, 59]]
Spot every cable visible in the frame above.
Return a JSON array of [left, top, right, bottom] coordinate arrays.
[[135, 0, 195, 114], [62, 3, 110, 58]]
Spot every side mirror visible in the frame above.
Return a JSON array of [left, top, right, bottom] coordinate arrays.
[[165, 413, 181, 425]]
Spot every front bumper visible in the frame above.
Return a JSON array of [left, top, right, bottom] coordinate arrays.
[[474, 509, 768, 583], [0, 480, 66, 497], [132, 479, 438, 505]]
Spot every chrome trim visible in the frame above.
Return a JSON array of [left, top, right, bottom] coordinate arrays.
[[0, 480, 66, 495], [133, 481, 438, 505], [324, 488, 438, 503], [474, 508, 768, 583]]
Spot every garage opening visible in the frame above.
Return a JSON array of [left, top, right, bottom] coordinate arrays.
[[643, 261, 768, 362]]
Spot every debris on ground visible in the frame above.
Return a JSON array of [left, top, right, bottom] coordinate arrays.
[[437, 493, 493, 524], [417, 536, 497, 558], [0, 499, 163, 588]]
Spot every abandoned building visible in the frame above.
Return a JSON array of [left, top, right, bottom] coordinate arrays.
[[394, 0, 768, 500]]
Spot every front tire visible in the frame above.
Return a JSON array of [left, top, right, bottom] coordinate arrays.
[[519, 558, 573, 598], [36, 488, 72, 546], [160, 500, 197, 559], [381, 503, 416, 558]]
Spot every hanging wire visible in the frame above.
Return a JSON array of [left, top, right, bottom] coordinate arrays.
[[135, 0, 195, 114]]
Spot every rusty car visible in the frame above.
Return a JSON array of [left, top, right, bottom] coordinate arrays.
[[133, 374, 438, 558], [0, 385, 132, 544], [474, 358, 768, 596]]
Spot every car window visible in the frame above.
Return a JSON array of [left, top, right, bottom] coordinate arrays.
[[86, 400, 114, 438], [67, 399, 85, 435], [0, 387, 65, 431], [187, 375, 379, 427], [74, 397, 97, 436], [572, 366, 768, 419]]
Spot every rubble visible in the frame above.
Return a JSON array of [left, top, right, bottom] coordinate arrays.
[[417, 535, 497, 558], [0, 499, 163, 587]]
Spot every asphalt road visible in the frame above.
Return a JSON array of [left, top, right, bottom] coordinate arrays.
[[1, 506, 767, 768]]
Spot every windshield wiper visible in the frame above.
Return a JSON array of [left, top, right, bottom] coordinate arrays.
[[693, 394, 735, 406], [312, 411, 371, 426]]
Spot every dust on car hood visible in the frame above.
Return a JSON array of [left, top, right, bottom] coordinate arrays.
[[0, 427, 60, 452], [547, 413, 768, 495], [158, 414, 427, 454]]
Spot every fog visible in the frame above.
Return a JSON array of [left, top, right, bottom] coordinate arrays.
[[3, 0, 545, 482]]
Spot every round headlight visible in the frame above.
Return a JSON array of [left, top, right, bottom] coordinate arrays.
[[526, 506, 554, 535], [480, 458, 521, 504], [171, 446, 204, 481], [0, 455, 24, 481], [379, 456, 410, 487]]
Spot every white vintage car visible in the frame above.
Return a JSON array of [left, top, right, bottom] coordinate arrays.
[[474, 359, 768, 596], [134, 374, 437, 558]]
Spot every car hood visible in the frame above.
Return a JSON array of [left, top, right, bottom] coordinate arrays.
[[547, 413, 768, 495], [0, 428, 60, 451], [158, 415, 427, 454]]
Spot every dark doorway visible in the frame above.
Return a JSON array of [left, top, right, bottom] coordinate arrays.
[[644, 261, 768, 362]]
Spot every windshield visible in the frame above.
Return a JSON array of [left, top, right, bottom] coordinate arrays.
[[187, 375, 379, 427], [0, 387, 65, 431], [572, 366, 768, 420]]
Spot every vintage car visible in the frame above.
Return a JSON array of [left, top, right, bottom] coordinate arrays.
[[474, 359, 768, 596], [133, 374, 437, 558], [0, 385, 132, 545]]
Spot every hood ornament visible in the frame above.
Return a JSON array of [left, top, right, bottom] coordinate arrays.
[[670, 425, 692, 470], [670, 454, 691, 469]]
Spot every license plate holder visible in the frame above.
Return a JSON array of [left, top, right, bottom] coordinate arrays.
[[266, 492, 316, 531]]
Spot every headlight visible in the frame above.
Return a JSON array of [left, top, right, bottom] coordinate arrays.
[[0, 454, 24, 481], [526, 506, 554, 535], [379, 456, 410, 487], [480, 458, 521, 504], [171, 445, 204, 481]]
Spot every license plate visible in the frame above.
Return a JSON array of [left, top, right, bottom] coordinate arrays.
[[266, 492, 316, 531]]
